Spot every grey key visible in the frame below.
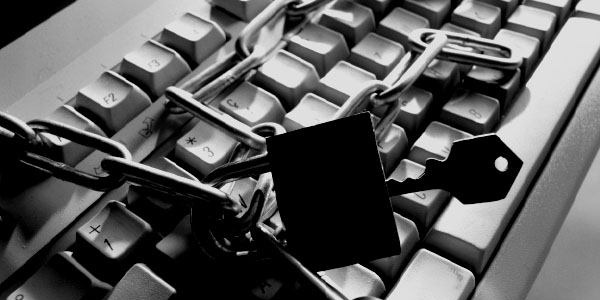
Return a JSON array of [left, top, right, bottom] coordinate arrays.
[[319, 265, 386, 299], [282, 93, 338, 131], [464, 67, 522, 110], [416, 59, 460, 99], [386, 249, 475, 300], [286, 23, 349, 76], [402, 0, 452, 28], [315, 61, 376, 107], [252, 50, 320, 109], [440, 22, 481, 36], [408, 121, 472, 165], [440, 89, 501, 134], [451, 0, 502, 38], [219, 81, 285, 126], [349, 32, 405, 79], [388, 159, 450, 229], [524, 0, 572, 25], [506, 5, 557, 51], [377, 7, 430, 48], [373, 86, 433, 136], [494, 29, 541, 79], [575, 0, 600, 21], [477, 0, 518, 20], [376, 121, 410, 176], [106, 264, 175, 300], [212, 0, 270, 21], [318, 0, 376, 46], [357, 0, 394, 19], [427, 17, 600, 275]]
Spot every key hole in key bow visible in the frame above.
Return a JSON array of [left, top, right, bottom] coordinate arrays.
[[495, 156, 508, 172]]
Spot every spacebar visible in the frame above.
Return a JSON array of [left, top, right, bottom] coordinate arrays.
[[425, 17, 600, 274]]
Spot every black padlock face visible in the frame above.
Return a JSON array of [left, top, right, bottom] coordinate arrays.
[[266, 112, 400, 271]]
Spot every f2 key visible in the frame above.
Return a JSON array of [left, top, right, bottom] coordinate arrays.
[[386, 134, 523, 204]]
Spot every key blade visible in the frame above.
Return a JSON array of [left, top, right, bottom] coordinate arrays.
[[435, 134, 522, 204]]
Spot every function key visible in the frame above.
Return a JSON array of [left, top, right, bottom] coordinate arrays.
[[212, 0, 271, 21], [377, 7, 430, 48], [7, 252, 111, 300], [219, 82, 285, 126], [106, 264, 176, 300], [451, 0, 501, 38], [402, 0, 452, 28], [73, 201, 153, 281], [286, 23, 349, 76], [120, 40, 191, 97], [506, 5, 557, 51], [408, 121, 472, 165], [161, 13, 227, 65], [524, 0, 572, 25], [252, 50, 320, 110], [318, 1, 376, 47], [42, 105, 107, 166], [315, 61, 376, 107], [282, 93, 338, 132], [440, 89, 501, 134], [349, 32, 405, 79], [76, 71, 152, 133]]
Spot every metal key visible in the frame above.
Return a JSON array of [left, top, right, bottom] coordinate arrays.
[[386, 134, 522, 204]]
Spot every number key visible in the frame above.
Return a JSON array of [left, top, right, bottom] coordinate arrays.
[[440, 89, 500, 134], [219, 82, 285, 126], [451, 0, 502, 38]]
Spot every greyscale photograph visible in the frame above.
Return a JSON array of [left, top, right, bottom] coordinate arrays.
[[0, 0, 599, 299]]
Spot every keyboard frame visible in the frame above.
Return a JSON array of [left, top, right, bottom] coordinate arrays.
[[1, 0, 600, 298]]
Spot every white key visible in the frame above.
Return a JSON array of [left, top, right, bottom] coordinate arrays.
[[120, 40, 191, 97], [373, 86, 433, 135], [219, 82, 285, 126], [349, 32, 405, 79], [494, 29, 541, 79], [318, 1, 376, 46], [315, 61, 376, 106], [320, 264, 386, 299], [408, 121, 472, 165], [282, 93, 338, 131], [42, 105, 107, 166], [402, 0, 452, 28], [576, 0, 600, 20], [525, 0, 572, 25], [388, 160, 450, 229], [174, 118, 237, 177], [451, 0, 501, 38], [506, 5, 557, 51], [477, 0, 518, 20], [212, 0, 270, 21], [161, 13, 227, 64], [107, 264, 175, 300], [286, 23, 349, 76], [377, 7, 430, 47], [76, 71, 151, 133], [440, 89, 501, 134], [440, 23, 481, 36], [252, 50, 320, 109], [366, 213, 420, 284], [386, 249, 475, 300]]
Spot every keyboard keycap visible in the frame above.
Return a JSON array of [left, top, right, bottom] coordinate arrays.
[[477, 0, 518, 20], [408, 121, 472, 165], [8, 252, 111, 300], [161, 13, 227, 64], [286, 23, 349, 76], [73, 201, 153, 281], [120, 40, 191, 97], [174, 118, 238, 177], [575, 0, 600, 20], [320, 264, 386, 299], [315, 61, 376, 106], [42, 105, 107, 166], [318, 1, 376, 46], [106, 264, 175, 300], [219, 82, 285, 126], [388, 159, 450, 229], [506, 5, 557, 51], [349, 33, 405, 79], [252, 50, 319, 110], [427, 17, 600, 275], [402, 0, 452, 28], [377, 7, 430, 48], [212, 0, 270, 21], [440, 89, 501, 134], [386, 249, 475, 300], [282, 93, 338, 131], [451, 0, 502, 38], [464, 67, 522, 110], [524, 0, 572, 25], [494, 29, 541, 79], [440, 22, 481, 36], [357, 0, 394, 19], [373, 86, 434, 136], [366, 213, 420, 284], [377, 122, 409, 176], [76, 71, 152, 133], [416, 59, 460, 99]]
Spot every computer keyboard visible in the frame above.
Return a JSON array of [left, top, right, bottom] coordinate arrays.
[[1, 0, 600, 299]]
